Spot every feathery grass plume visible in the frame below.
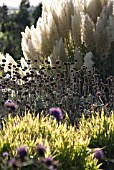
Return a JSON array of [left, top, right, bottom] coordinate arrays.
[[21, 0, 83, 68], [101, 0, 109, 6], [45, 12, 60, 52], [74, 47, 83, 69], [21, 26, 32, 60], [51, 38, 67, 66], [21, 0, 114, 73], [20, 57, 28, 69], [95, 0, 114, 56], [21, 26, 41, 65], [84, 52, 94, 70], [106, 16, 114, 51], [83, 14, 95, 51], [2, 54, 17, 78], [71, 8, 81, 46], [86, 0, 104, 23], [57, 1, 70, 39]]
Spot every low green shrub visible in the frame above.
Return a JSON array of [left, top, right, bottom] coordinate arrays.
[[0, 113, 99, 170], [79, 109, 114, 169]]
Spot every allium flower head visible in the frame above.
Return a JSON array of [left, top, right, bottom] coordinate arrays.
[[49, 160, 59, 170], [17, 146, 28, 161], [93, 148, 104, 162], [49, 107, 63, 120], [26, 103, 31, 109], [2, 152, 9, 158], [36, 143, 46, 157], [44, 156, 54, 166], [9, 158, 18, 169], [4, 100, 17, 110]]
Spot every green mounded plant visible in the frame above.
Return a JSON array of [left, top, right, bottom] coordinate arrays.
[[79, 109, 114, 169], [0, 113, 100, 170]]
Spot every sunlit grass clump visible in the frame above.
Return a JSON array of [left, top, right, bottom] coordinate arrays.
[[1, 110, 114, 169], [0, 112, 101, 170]]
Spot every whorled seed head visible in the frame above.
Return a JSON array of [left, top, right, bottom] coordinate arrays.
[[49, 107, 63, 121], [4, 100, 17, 110], [35, 143, 46, 157], [93, 148, 104, 162], [2, 152, 9, 158], [17, 146, 28, 161], [9, 158, 18, 169]]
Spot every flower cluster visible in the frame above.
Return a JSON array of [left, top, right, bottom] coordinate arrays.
[[2, 144, 59, 170], [0, 56, 114, 123], [49, 107, 63, 121]]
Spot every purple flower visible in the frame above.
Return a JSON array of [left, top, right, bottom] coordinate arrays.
[[49, 108, 63, 121], [36, 143, 46, 157], [44, 156, 54, 166], [49, 160, 59, 170], [2, 152, 9, 158], [93, 148, 104, 162], [9, 158, 18, 169], [26, 103, 31, 109], [4, 100, 17, 110], [17, 99, 21, 104], [17, 146, 28, 161]]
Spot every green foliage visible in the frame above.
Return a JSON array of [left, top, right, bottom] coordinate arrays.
[[0, 1, 42, 60], [0, 113, 100, 170], [79, 110, 114, 169], [32, 3, 42, 27]]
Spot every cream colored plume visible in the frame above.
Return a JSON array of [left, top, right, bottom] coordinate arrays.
[[106, 16, 114, 51], [50, 38, 67, 65], [74, 47, 83, 69], [86, 0, 103, 23], [21, 0, 114, 70], [83, 14, 95, 51], [95, 0, 114, 56], [71, 8, 81, 46], [4, 53, 17, 73], [0, 53, 26, 78], [21, 0, 83, 66], [84, 51, 94, 70]]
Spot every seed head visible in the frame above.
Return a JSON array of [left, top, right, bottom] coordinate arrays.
[[93, 148, 104, 162], [2, 152, 9, 158], [9, 158, 18, 169], [36, 143, 46, 157], [4, 100, 17, 110], [17, 146, 28, 161], [49, 107, 63, 121]]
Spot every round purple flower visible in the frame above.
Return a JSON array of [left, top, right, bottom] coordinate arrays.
[[2, 152, 9, 158], [17, 146, 28, 161], [49, 108, 63, 121], [44, 156, 54, 166], [36, 143, 46, 157], [49, 160, 59, 170], [9, 158, 18, 169], [26, 103, 31, 109], [93, 148, 104, 162], [4, 100, 17, 110]]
